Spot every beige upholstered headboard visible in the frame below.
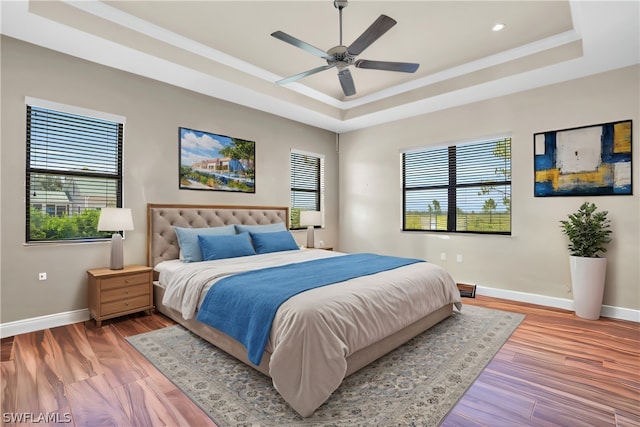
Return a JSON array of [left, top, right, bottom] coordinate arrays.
[[147, 204, 289, 268]]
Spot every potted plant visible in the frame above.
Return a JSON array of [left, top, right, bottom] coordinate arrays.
[[560, 201, 612, 320]]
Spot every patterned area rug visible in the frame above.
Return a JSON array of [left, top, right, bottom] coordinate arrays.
[[127, 305, 524, 426]]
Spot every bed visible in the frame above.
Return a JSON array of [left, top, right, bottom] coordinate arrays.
[[147, 204, 462, 417]]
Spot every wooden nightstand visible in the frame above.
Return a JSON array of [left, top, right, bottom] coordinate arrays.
[[87, 265, 154, 327]]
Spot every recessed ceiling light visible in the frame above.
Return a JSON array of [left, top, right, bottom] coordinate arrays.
[[492, 23, 506, 32]]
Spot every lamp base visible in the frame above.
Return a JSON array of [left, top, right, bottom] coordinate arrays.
[[110, 233, 124, 270], [306, 225, 315, 248]]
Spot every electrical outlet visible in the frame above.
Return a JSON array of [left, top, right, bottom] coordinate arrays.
[[440, 252, 447, 261], [456, 254, 463, 263], [38, 272, 47, 281]]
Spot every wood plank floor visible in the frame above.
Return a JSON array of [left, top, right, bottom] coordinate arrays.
[[446, 297, 639, 427], [1, 296, 638, 426]]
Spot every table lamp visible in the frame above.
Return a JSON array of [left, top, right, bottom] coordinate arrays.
[[97, 207, 134, 270], [299, 210, 322, 248]]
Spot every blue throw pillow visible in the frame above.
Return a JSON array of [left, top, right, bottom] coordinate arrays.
[[235, 222, 286, 234], [250, 231, 300, 254], [174, 225, 236, 262], [198, 232, 256, 261]]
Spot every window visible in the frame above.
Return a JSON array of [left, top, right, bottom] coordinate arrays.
[[290, 149, 325, 229], [26, 99, 125, 242], [402, 137, 511, 234]]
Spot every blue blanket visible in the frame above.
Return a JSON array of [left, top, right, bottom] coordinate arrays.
[[195, 253, 424, 365]]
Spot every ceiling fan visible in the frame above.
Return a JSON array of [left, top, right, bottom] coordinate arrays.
[[271, 0, 419, 97]]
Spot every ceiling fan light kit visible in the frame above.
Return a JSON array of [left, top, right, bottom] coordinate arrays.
[[271, 0, 420, 97]]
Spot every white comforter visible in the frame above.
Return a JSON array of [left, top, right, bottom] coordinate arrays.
[[157, 249, 461, 417]]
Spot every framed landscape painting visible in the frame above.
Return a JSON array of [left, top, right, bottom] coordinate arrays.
[[534, 120, 632, 196], [179, 127, 255, 193]]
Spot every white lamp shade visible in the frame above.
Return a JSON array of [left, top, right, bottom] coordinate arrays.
[[97, 208, 134, 231], [299, 210, 322, 226]]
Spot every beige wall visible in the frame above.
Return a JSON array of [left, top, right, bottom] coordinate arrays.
[[1, 35, 638, 325], [339, 65, 639, 311], [0, 37, 338, 323]]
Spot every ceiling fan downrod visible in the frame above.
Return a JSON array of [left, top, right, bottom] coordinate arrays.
[[334, 0, 348, 46]]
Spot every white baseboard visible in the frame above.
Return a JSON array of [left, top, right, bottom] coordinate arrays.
[[476, 286, 640, 323], [0, 309, 90, 339], [1, 288, 637, 339]]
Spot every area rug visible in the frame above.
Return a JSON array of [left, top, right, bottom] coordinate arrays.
[[126, 305, 524, 426]]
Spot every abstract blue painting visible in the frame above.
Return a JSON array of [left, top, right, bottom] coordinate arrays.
[[534, 120, 632, 196]]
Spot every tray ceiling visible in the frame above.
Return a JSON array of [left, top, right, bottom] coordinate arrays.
[[1, 1, 638, 132]]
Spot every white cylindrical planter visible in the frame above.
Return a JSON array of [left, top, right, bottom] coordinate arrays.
[[569, 256, 607, 320]]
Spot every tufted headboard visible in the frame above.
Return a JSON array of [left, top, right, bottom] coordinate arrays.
[[147, 204, 289, 268]]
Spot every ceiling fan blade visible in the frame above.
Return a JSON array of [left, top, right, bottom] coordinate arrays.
[[347, 15, 397, 56], [337, 68, 356, 96], [271, 31, 333, 60], [355, 59, 420, 73], [276, 64, 336, 85]]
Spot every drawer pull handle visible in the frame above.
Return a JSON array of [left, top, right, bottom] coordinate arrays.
[[125, 302, 129, 306]]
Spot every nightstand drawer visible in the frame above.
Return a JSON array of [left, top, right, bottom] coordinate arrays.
[[101, 283, 149, 303], [101, 272, 149, 291], [101, 295, 150, 316]]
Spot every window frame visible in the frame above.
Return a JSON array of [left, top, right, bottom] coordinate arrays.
[[290, 149, 325, 230], [402, 136, 512, 235], [25, 98, 126, 243]]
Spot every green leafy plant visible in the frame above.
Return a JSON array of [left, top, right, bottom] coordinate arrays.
[[560, 202, 612, 258]]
